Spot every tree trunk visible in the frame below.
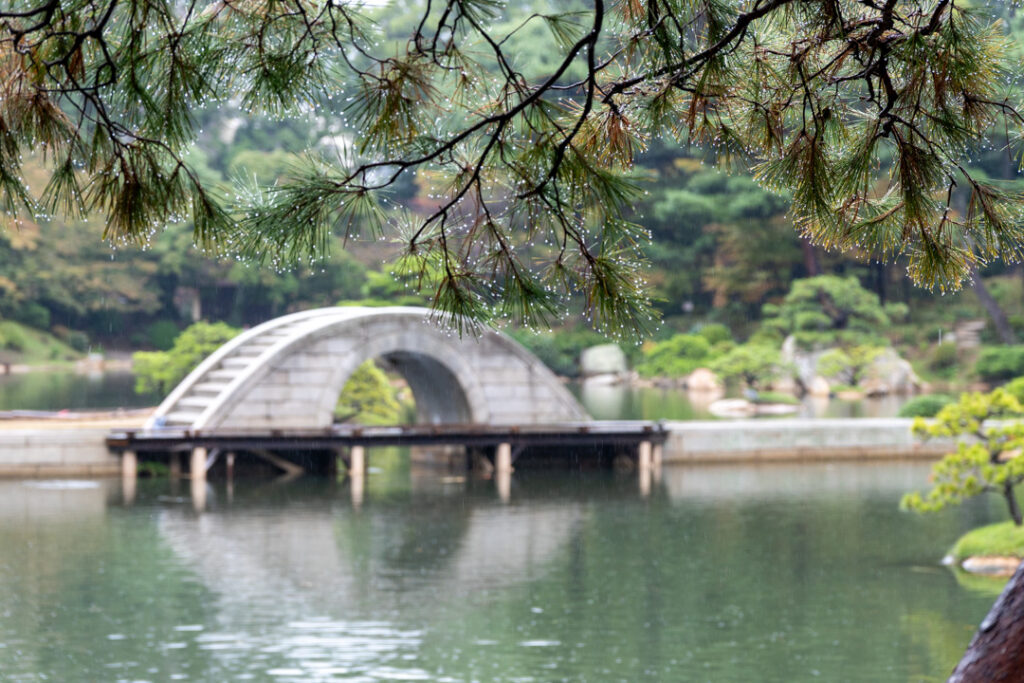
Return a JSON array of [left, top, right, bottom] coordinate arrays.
[[970, 263, 1017, 345], [1005, 482, 1023, 527], [949, 560, 1024, 681], [800, 239, 820, 276]]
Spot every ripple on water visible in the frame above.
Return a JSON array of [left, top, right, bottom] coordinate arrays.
[[518, 640, 561, 647], [21, 480, 100, 490]]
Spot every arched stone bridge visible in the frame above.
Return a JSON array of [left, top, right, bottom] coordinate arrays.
[[148, 307, 588, 430]]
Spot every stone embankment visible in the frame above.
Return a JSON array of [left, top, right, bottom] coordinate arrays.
[[0, 412, 149, 477], [661, 418, 950, 462]]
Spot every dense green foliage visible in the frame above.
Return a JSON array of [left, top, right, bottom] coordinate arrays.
[[897, 394, 956, 418], [816, 346, 885, 387], [976, 346, 1024, 383], [710, 344, 785, 389], [903, 389, 1024, 525], [761, 276, 903, 348], [635, 334, 717, 379], [1003, 377, 1024, 404], [335, 361, 412, 425]]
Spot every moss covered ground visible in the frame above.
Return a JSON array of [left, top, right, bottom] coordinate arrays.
[[949, 521, 1024, 562]]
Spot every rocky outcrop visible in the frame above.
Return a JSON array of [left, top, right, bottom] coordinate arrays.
[[781, 336, 920, 396], [686, 367, 721, 392], [579, 344, 628, 380], [861, 348, 921, 395]]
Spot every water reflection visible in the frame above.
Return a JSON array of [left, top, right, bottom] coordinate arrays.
[[661, 461, 936, 501], [0, 370, 159, 411], [0, 464, 1002, 681]]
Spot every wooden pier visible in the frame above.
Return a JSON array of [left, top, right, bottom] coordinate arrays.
[[107, 421, 667, 454], [107, 420, 668, 485]]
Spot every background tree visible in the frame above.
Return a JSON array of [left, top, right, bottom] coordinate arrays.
[[903, 389, 1024, 525], [816, 345, 884, 387], [4, 0, 1024, 334], [133, 321, 240, 394], [334, 360, 411, 425], [710, 343, 785, 390], [761, 275, 906, 348]]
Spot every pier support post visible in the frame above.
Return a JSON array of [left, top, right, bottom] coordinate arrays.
[[638, 441, 653, 497], [121, 450, 137, 504], [496, 468, 511, 503], [496, 443, 513, 475], [168, 452, 182, 479], [350, 472, 364, 509], [190, 447, 207, 511], [638, 441, 652, 470], [652, 443, 663, 483], [225, 451, 236, 502], [190, 447, 207, 481], [348, 445, 365, 477]]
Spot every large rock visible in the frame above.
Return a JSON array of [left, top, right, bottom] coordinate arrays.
[[579, 344, 628, 378], [781, 335, 828, 390], [865, 348, 921, 394], [686, 367, 721, 392], [807, 376, 831, 397], [782, 336, 921, 396]]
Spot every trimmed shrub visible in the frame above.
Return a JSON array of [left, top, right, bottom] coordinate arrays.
[[927, 342, 958, 375], [897, 394, 955, 418], [695, 323, 732, 346], [636, 334, 713, 378], [975, 346, 1024, 382], [145, 321, 181, 351], [1, 325, 27, 352], [1003, 377, 1024, 404]]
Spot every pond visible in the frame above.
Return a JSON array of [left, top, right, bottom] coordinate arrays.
[[0, 460, 1001, 681], [0, 371, 159, 412]]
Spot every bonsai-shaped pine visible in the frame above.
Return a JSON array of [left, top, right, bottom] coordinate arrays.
[[902, 389, 1024, 526], [816, 345, 885, 389], [760, 276, 907, 349], [710, 344, 786, 392]]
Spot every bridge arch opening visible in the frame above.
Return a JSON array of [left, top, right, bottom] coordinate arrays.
[[334, 353, 473, 426]]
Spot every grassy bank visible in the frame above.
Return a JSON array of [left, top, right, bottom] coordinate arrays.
[[949, 522, 1024, 563], [0, 321, 82, 367]]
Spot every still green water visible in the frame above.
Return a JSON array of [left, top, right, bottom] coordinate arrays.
[[0, 371, 159, 411], [0, 461, 1003, 682]]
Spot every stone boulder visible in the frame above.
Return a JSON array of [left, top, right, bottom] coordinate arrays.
[[781, 335, 828, 390], [579, 344, 628, 379], [782, 336, 921, 396], [807, 376, 831, 397], [686, 367, 721, 392], [864, 348, 921, 394]]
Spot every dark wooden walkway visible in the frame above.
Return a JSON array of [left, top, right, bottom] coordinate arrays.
[[106, 421, 669, 453]]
